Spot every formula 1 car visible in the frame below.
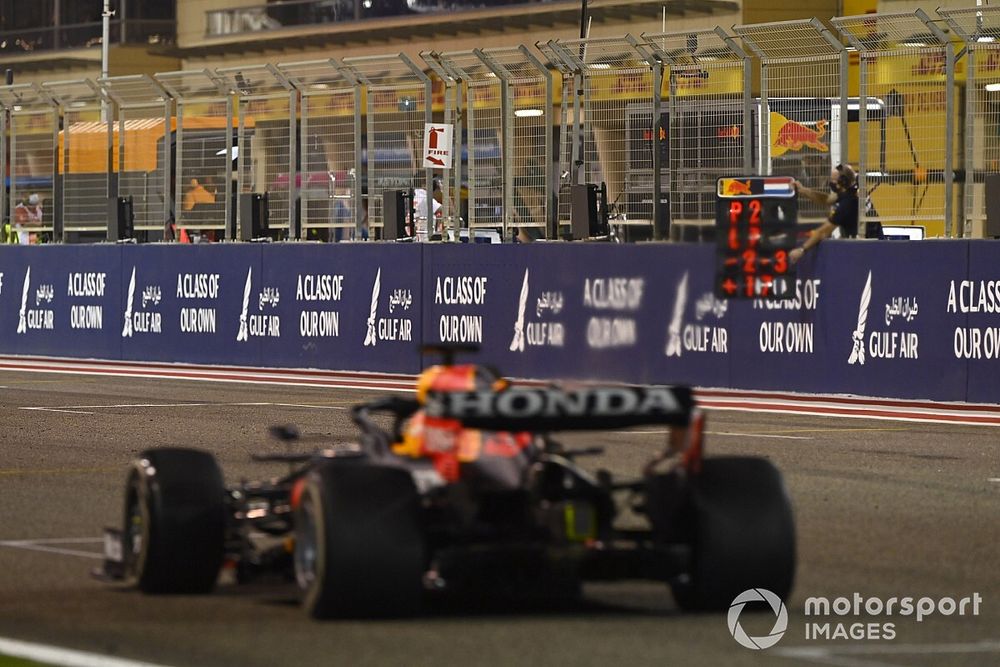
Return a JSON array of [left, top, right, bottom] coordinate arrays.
[[97, 349, 795, 617]]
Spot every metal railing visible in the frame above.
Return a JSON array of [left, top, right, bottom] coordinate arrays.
[[154, 70, 233, 240], [277, 59, 363, 240], [833, 9, 956, 236], [547, 36, 663, 237], [343, 54, 433, 236], [0, 8, 994, 243], [735, 18, 847, 224], [43, 79, 109, 236], [98, 75, 172, 236], [646, 27, 751, 231], [216, 64, 298, 238], [0, 84, 58, 238], [940, 6, 1000, 238]]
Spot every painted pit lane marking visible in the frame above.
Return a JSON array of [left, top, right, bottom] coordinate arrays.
[[0, 636, 174, 667], [0, 537, 104, 560], [775, 639, 1000, 667]]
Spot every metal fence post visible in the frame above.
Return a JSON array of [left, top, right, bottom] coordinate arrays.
[[344, 54, 434, 238], [0, 84, 59, 241], [224, 89, 234, 240], [216, 64, 298, 240], [155, 70, 235, 241], [0, 102, 5, 234], [522, 45, 556, 240], [645, 28, 752, 233], [550, 35, 661, 238], [42, 79, 112, 241], [628, 34, 665, 240], [937, 7, 994, 238], [834, 10, 955, 237], [279, 58, 363, 241], [713, 28, 754, 176], [736, 20, 847, 227], [420, 52, 461, 237]]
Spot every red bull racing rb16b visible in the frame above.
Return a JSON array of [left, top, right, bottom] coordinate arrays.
[[97, 352, 796, 617]]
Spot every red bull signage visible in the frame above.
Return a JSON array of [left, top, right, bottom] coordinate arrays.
[[769, 112, 829, 157]]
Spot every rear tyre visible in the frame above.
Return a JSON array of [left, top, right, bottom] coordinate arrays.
[[124, 448, 226, 594], [295, 463, 425, 618], [668, 457, 795, 612]]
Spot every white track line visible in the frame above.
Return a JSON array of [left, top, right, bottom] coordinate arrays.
[[271, 403, 348, 410], [5, 355, 1000, 425], [619, 429, 812, 440], [0, 364, 413, 393], [20, 401, 309, 412], [0, 542, 103, 560], [1, 538, 103, 544], [707, 430, 812, 440], [0, 636, 173, 667], [700, 402, 1000, 427]]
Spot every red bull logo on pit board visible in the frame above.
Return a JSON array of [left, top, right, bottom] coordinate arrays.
[[721, 179, 753, 197]]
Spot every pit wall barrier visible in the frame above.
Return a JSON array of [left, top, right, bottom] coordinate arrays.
[[0, 241, 996, 403]]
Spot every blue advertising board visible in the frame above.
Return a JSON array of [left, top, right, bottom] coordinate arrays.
[[806, 241, 968, 401], [726, 241, 968, 400], [0, 245, 123, 360], [0, 239, 998, 403], [259, 244, 422, 374], [420, 243, 731, 388], [959, 241, 1000, 403], [120, 244, 265, 366]]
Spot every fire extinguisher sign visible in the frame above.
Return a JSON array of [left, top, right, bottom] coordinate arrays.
[[422, 123, 454, 169]]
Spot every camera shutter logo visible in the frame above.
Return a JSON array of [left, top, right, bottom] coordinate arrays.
[[728, 588, 788, 650]]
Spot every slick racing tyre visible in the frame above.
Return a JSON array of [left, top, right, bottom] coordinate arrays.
[[669, 457, 795, 612], [294, 463, 425, 619], [124, 448, 226, 594]]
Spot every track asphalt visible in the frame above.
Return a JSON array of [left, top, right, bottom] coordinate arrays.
[[0, 370, 998, 666]]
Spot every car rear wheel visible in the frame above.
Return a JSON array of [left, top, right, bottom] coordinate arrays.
[[124, 448, 226, 594], [295, 463, 425, 618], [667, 456, 795, 612]]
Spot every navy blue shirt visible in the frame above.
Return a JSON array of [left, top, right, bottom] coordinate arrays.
[[830, 186, 859, 238]]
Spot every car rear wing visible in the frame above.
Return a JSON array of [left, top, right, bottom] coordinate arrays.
[[424, 385, 694, 432]]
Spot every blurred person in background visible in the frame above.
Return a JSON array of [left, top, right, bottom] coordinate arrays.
[[790, 163, 859, 264]]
